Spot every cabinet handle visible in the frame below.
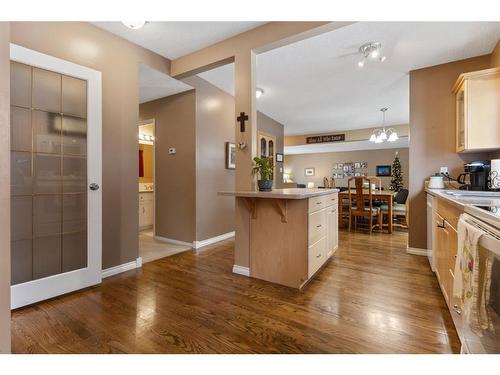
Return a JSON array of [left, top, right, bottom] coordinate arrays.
[[453, 304, 462, 315], [316, 201, 322, 205], [316, 253, 321, 258], [316, 224, 322, 228], [436, 219, 445, 229]]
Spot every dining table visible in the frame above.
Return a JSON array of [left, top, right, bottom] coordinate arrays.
[[337, 189, 395, 233]]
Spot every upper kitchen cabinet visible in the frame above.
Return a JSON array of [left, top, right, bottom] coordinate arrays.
[[452, 67, 500, 153]]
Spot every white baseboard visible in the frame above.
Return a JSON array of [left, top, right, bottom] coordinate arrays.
[[102, 257, 142, 278], [154, 235, 193, 248], [232, 264, 250, 277], [406, 247, 428, 256], [193, 231, 235, 249]]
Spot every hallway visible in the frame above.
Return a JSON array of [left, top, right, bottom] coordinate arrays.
[[139, 230, 192, 264], [11, 230, 460, 353]]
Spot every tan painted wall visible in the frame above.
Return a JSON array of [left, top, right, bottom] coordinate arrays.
[[284, 124, 409, 146], [182, 76, 236, 241], [257, 112, 285, 188], [491, 40, 500, 68], [10, 22, 171, 269], [408, 55, 492, 250], [139, 143, 154, 183], [0, 22, 11, 354], [139, 91, 197, 243], [285, 148, 409, 190]]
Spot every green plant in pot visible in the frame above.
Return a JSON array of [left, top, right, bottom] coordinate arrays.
[[252, 156, 274, 191]]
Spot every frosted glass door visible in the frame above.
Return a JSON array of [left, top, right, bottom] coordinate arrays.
[[10, 45, 101, 310], [10, 62, 88, 285]]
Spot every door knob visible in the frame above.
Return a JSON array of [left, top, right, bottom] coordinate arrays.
[[89, 183, 100, 191]]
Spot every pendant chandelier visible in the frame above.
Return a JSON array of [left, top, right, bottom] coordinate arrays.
[[369, 108, 398, 143]]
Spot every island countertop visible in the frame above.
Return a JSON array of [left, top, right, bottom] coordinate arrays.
[[219, 188, 339, 200]]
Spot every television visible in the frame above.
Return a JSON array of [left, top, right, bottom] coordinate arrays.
[[376, 165, 391, 176]]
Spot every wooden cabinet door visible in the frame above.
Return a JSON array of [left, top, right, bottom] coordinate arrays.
[[138, 203, 146, 228], [434, 212, 450, 303], [445, 220, 458, 302], [143, 202, 154, 227], [326, 206, 338, 258]]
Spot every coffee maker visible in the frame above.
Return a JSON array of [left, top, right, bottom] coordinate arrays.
[[457, 160, 491, 191]]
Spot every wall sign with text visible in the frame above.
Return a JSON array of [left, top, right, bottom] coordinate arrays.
[[306, 134, 345, 144]]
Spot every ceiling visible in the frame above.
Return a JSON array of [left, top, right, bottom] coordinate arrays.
[[198, 22, 500, 135], [92, 22, 266, 59], [139, 64, 192, 104]]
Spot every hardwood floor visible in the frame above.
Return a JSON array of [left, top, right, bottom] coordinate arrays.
[[11, 229, 461, 353]]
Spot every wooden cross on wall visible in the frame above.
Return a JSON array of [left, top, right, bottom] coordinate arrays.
[[237, 112, 248, 133]]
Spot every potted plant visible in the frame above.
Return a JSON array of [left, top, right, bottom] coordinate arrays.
[[252, 156, 274, 191]]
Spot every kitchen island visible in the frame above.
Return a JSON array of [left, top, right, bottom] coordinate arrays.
[[219, 188, 339, 288]]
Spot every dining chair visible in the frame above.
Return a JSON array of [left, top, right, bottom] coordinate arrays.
[[347, 177, 382, 233], [380, 189, 409, 228]]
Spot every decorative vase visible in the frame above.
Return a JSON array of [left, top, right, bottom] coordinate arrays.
[[257, 179, 273, 192]]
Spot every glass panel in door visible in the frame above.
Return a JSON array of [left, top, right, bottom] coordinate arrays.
[[10, 61, 88, 285]]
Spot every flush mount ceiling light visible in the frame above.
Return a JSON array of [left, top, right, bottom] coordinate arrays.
[[122, 21, 146, 30], [256, 88, 264, 98], [369, 108, 398, 143], [357, 41, 386, 68]]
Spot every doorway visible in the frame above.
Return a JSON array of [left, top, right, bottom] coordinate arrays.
[[9, 44, 102, 309]]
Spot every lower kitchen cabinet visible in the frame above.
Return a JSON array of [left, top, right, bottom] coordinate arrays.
[[139, 192, 154, 229]]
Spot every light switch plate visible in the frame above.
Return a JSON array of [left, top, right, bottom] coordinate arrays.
[[168, 148, 176, 155]]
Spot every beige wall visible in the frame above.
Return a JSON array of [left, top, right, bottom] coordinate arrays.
[[491, 40, 500, 68], [0, 22, 11, 354], [10, 22, 171, 269], [285, 148, 409, 190], [285, 124, 409, 146], [183, 76, 236, 241], [140, 91, 197, 243], [408, 54, 493, 250], [257, 112, 285, 188]]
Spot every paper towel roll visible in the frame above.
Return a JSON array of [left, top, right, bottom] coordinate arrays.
[[491, 159, 500, 189]]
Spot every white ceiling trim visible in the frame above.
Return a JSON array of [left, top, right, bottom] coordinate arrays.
[[284, 137, 409, 155]]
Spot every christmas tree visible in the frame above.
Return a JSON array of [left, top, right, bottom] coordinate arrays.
[[390, 152, 403, 192]]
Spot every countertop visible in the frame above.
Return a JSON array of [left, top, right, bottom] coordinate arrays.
[[426, 188, 500, 228], [219, 188, 339, 199]]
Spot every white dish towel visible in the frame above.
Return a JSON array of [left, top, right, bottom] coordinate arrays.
[[453, 213, 494, 336]]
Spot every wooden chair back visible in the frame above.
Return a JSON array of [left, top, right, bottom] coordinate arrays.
[[348, 177, 373, 214]]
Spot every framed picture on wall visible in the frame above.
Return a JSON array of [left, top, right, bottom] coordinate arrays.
[[376, 165, 391, 176], [225, 142, 236, 169], [305, 168, 315, 177], [276, 153, 284, 162]]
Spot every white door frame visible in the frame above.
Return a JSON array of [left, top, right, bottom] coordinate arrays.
[[10, 44, 102, 309]]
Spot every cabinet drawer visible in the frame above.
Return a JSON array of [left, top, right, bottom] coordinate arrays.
[[436, 199, 461, 230], [308, 236, 327, 277], [139, 192, 153, 202], [308, 195, 327, 212], [324, 193, 338, 208], [308, 209, 327, 245]]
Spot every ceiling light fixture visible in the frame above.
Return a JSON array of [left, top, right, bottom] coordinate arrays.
[[122, 21, 146, 30], [369, 108, 398, 143], [256, 88, 264, 98], [357, 41, 386, 68]]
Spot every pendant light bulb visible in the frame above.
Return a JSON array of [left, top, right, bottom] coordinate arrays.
[[358, 60, 365, 68]]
